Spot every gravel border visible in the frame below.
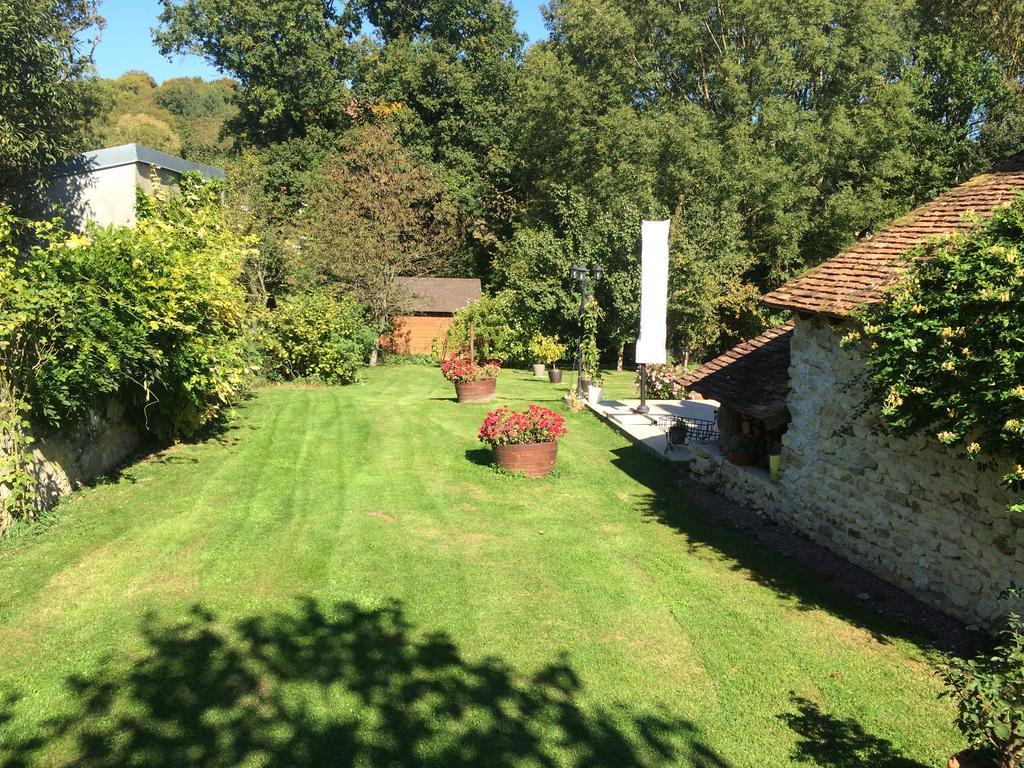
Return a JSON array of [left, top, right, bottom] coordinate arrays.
[[676, 475, 978, 653]]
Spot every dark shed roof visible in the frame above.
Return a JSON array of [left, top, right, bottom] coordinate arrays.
[[677, 322, 794, 426], [395, 277, 482, 314]]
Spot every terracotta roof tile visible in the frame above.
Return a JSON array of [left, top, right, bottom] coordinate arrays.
[[763, 153, 1024, 317], [677, 322, 794, 423]]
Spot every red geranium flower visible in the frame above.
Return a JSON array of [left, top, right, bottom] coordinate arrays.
[[441, 357, 501, 383], [478, 404, 568, 447]]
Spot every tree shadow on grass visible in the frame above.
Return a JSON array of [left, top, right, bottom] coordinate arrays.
[[779, 694, 928, 768], [94, 393, 260, 487], [0, 599, 731, 768], [607, 444, 959, 651], [464, 448, 493, 467]]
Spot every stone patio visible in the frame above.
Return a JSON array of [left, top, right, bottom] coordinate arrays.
[[586, 398, 721, 463]]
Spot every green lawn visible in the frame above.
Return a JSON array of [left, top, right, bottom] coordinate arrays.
[[0, 366, 959, 767]]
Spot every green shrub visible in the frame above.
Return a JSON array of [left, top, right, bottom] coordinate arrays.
[[1, 176, 254, 525], [580, 296, 600, 377], [1, 178, 251, 438], [379, 353, 436, 366], [444, 292, 533, 364], [528, 334, 567, 367], [259, 291, 375, 384], [855, 196, 1024, 505], [939, 586, 1024, 768]]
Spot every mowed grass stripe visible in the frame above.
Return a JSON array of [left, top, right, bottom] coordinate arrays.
[[0, 366, 960, 766]]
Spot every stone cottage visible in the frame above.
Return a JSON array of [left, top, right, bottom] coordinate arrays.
[[681, 153, 1024, 624]]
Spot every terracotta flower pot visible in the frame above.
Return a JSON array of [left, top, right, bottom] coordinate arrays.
[[532, 363, 546, 377], [947, 750, 992, 768], [548, 368, 562, 384], [454, 378, 496, 403], [727, 450, 757, 467], [493, 441, 559, 478]]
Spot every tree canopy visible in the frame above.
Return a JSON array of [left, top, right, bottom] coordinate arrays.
[[155, 0, 358, 145], [0, 0, 103, 211], [7, 0, 1023, 368], [89, 72, 237, 162]]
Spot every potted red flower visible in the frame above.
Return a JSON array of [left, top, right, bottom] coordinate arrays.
[[441, 358, 501, 403], [477, 405, 568, 477]]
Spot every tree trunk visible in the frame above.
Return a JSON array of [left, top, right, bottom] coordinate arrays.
[[616, 343, 624, 371], [370, 314, 386, 367]]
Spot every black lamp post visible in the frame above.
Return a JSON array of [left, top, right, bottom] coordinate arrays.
[[570, 262, 603, 397]]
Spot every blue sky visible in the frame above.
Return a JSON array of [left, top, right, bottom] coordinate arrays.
[[92, 0, 547, 82]]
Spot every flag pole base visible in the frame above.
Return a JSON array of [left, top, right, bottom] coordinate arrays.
[[634, 363, 650, 414]]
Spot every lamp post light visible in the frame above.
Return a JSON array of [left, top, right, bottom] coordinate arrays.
[[570, 262, 603, 397]]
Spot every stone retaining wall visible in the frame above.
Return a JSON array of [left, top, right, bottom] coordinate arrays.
[[690, 315, 1023, 625], [2, 401, 141, 513]]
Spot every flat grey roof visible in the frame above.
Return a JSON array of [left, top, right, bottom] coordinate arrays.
[[50, 143, 225, 180]]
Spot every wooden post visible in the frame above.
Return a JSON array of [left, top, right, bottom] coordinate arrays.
[[469, 323, 475, 360]]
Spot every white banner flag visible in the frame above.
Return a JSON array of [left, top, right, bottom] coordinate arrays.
[[635, 219, 670, 364]]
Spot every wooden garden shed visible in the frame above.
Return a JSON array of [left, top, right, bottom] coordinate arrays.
[[385, 277, 482, 355]]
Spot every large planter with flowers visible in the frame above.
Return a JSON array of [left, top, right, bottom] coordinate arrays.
[[454, 379, 496, 403], [477, 405, 568, 478], [441, 358, 501, 403]]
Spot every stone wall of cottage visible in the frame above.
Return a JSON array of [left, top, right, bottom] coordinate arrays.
[[690, 315, 1024, 625], [1, 401, 141, 514]]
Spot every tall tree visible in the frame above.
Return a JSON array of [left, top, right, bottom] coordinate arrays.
[[508, 0, 1023, 364], [0, 0, 102, 211], [299, 122, 463, 364], [155, 0, 358, 146], [347, 0, 525, 272]]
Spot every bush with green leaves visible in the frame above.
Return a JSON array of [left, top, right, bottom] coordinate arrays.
[[939, 586, 1024, 767], [855, 196, 1024, 506], [259, 291, 375, 385], [528, 334, 567, 367], [443, 292, 532, 364], [379, 353, 436, 366], [580, 296, 601, 377], [1, 176, 254, 526]]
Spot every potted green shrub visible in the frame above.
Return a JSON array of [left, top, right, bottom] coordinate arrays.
[[940, 586, 1024, 768], [528, 333, 548, 378], [531, 335, 567, 384], [668, 419, 689, 447], [580, 335, 599, 395], [440, 358, 501, 403], [477, 405, 569, 478], [726, 433, 758, 466], [587, 373, 605, 405]]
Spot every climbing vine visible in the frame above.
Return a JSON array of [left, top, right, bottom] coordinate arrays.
[[854, 196, 1024, 508]]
